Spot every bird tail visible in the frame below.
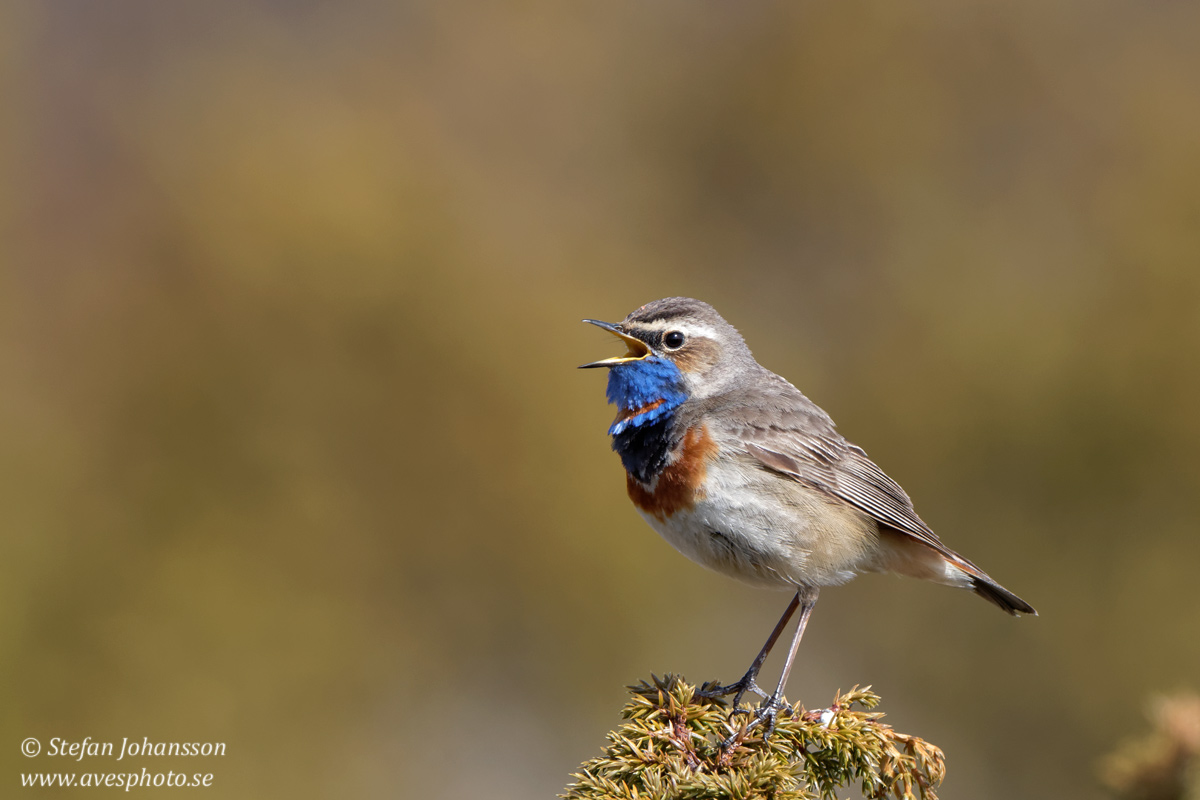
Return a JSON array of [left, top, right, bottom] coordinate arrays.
[[950, 556, 1037, 616], [970, 574, 1037, 615]]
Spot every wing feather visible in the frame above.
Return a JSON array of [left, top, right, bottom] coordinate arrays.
[[716, 373, 1035, 614], [726, 375, 956, 557], [743, 438, 953, 557]]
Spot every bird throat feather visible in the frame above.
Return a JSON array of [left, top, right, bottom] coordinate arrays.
[[605, 358, 688, 483]]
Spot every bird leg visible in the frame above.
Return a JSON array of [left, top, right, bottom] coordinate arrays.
[[697, 590, 801, 709], [741, 585, 819, 739], [699, 586, 821, 745]]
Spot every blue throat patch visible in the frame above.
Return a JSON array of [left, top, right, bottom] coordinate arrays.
[[605, 357, 687, 436], [604, 358, 688, 484]]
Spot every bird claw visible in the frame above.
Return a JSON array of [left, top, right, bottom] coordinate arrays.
[[720, 694, 791, 748], [697, 675, 770, 710], [750, 695, 789, 738]]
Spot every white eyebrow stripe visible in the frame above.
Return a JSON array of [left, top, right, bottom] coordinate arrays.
[[628, 319, 720, 341], [677, 322, 719, 339]]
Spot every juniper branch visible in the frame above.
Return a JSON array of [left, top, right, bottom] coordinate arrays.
[[563, 674, 945, 800]]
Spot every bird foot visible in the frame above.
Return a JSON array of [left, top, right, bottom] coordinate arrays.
[[697, 674, 770, 710], [699, 675, 792, 748], [746, 694, 790, 738], [720, 693, 791, 748]]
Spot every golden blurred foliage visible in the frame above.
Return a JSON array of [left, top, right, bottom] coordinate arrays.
[[1, 2, 1198, 798], [1101, 692, 1200, 800]]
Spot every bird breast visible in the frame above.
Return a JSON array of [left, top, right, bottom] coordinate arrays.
[[629, 432, 882, 589]]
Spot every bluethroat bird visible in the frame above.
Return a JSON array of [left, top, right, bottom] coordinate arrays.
[[581, 297, 1035, 735]]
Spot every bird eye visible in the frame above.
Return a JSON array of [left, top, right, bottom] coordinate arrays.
[[663, 331, 686, 350]]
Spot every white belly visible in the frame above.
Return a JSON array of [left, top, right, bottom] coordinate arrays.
[[637, 456, 882, 589]]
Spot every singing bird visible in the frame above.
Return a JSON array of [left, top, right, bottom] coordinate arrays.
[[581, 297, 1035, 734]]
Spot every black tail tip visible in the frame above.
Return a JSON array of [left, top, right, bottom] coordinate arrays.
[[972, 577, 1037, 616]]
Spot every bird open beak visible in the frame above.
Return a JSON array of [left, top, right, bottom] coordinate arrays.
[[579, 319, 651, 368]]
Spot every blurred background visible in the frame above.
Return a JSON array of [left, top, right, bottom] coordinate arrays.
[[2, 1, 1198, 798]]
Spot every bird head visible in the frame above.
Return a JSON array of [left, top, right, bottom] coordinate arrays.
[[580, 297, 754, 432]]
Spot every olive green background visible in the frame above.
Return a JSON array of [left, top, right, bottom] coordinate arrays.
[[2, 3, 1198, 798]]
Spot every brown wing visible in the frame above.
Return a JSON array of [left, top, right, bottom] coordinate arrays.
[[744, 438, 959, 561], [708, 372, 1035, 615], [721, 371, 960, 561]]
